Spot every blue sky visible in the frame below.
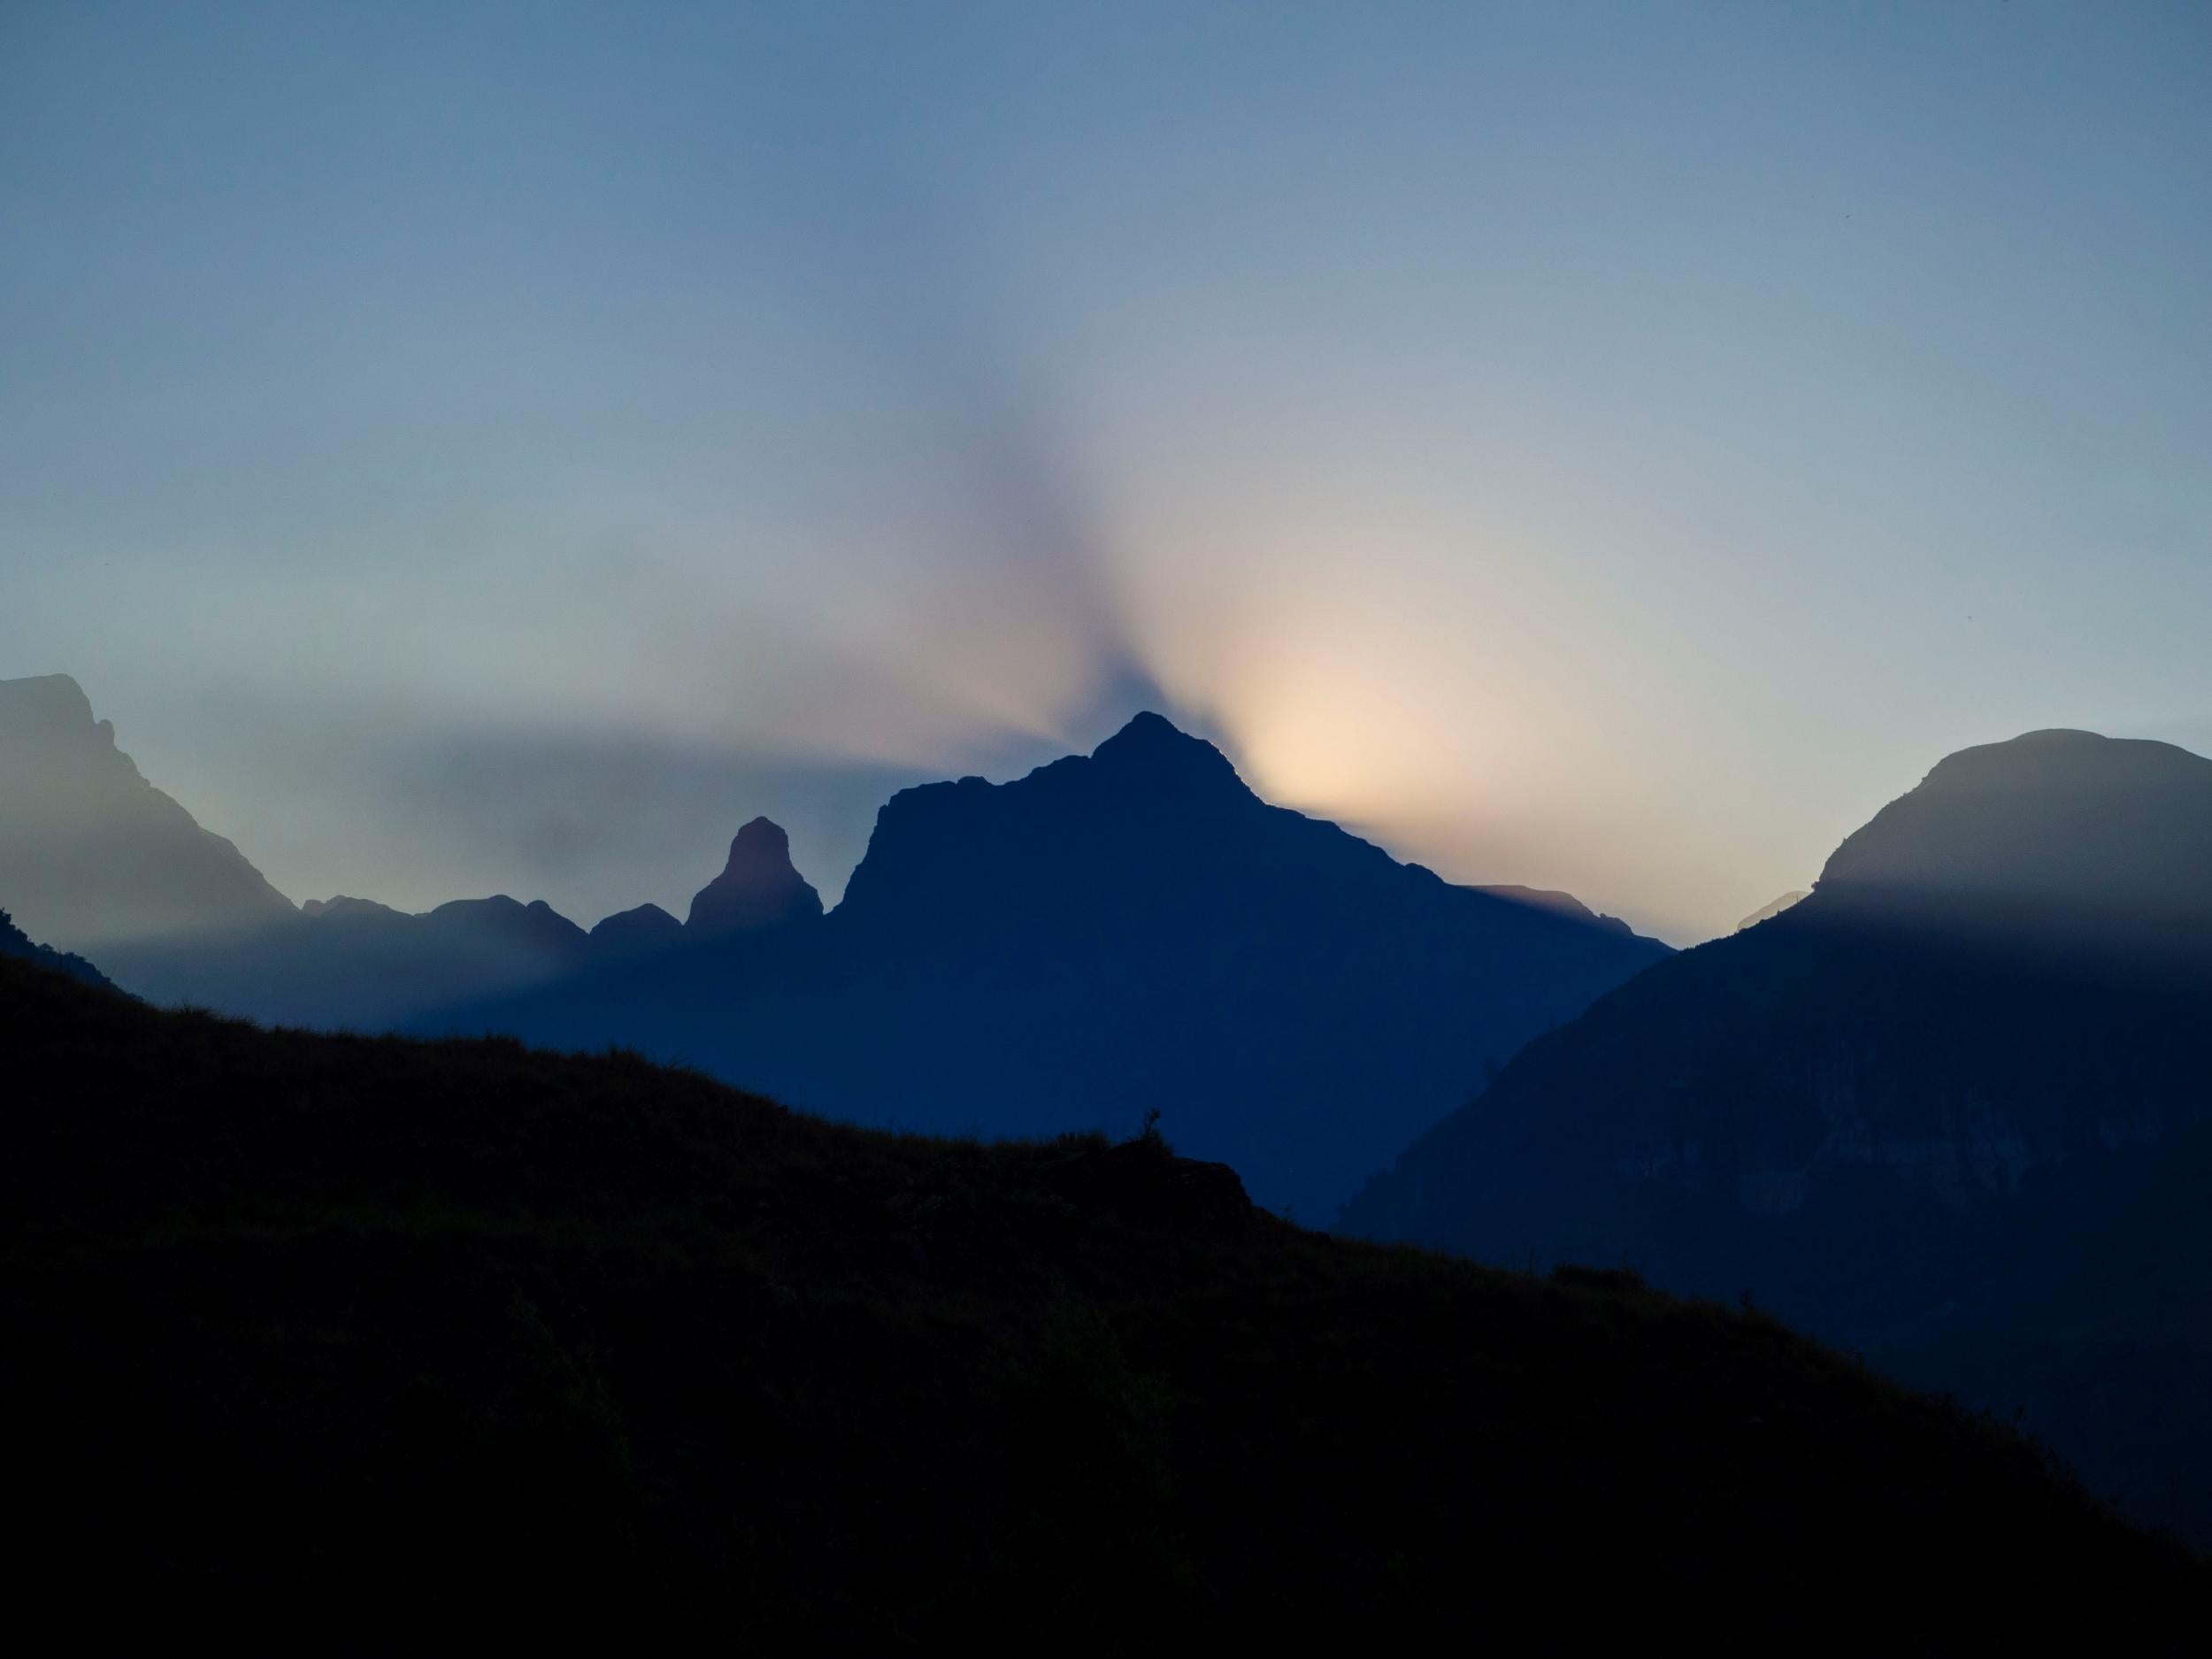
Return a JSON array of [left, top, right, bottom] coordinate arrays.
[[4, 2, 2208, 939]]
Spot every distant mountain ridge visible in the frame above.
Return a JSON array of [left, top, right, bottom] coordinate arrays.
[[431, 710, 1671, 1218], [1340, 728, 2212, 1540], [104, 890, 602, 1033]]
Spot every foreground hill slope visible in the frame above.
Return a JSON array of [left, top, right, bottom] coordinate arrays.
[[1, 956, 2198, 1647], [1342, 729, 2212, 1539], [438, 712, 1669, 1220]]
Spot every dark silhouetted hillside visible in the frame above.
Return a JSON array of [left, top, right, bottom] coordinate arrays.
[[0, 673, 293, 949], [0, 951, 2198, 1648], [434, 712, 1670, 1219], [1342, 730, 2212, 1541], [0, 907, 113, 989]]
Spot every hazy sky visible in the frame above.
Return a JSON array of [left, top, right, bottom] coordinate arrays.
[[4, 2, 2208, 941]]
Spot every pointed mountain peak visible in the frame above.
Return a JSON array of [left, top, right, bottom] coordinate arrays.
[[1089, 710, 1245, 793], [687, 818, 824, 936], [731, 816, 794, 858], [1103, 709, 1185, 743]]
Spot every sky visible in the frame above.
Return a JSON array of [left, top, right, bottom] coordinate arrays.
[[4, 1, 2208, 942]]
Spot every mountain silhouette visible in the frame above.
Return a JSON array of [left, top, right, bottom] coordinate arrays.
[[0, 673, 293, 949], [589, 901, 685, 952], [432, 711, 1669, 1219], [686, 816, 824, 934], [1341, 728, 2212, 1540], [4, 945, 2198, 1646]]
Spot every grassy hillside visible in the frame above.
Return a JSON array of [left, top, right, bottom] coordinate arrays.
[[0, 956, 2199, 1649]]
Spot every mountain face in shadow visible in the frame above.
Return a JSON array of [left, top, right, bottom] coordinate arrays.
[[686, 816, 823, 935], [4, 949, 2198, 1647], [1340, 729, 2212, 1540], [0, 674, 293, 949], [434, 712, 1668, 1220]]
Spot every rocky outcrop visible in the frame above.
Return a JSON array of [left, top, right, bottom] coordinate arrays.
[[686, 818, 824, 936]]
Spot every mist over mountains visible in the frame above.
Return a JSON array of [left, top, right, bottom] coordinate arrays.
[[1342, 728, 2212, 1539]]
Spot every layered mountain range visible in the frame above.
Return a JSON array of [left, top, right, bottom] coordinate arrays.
[[0, 677, 841, 1031], [0, 677, 1666, 1217], [433, 711, 1670, 1219], [1342, 729, 2212, 1539], [12, 669, 2212, 1540]]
